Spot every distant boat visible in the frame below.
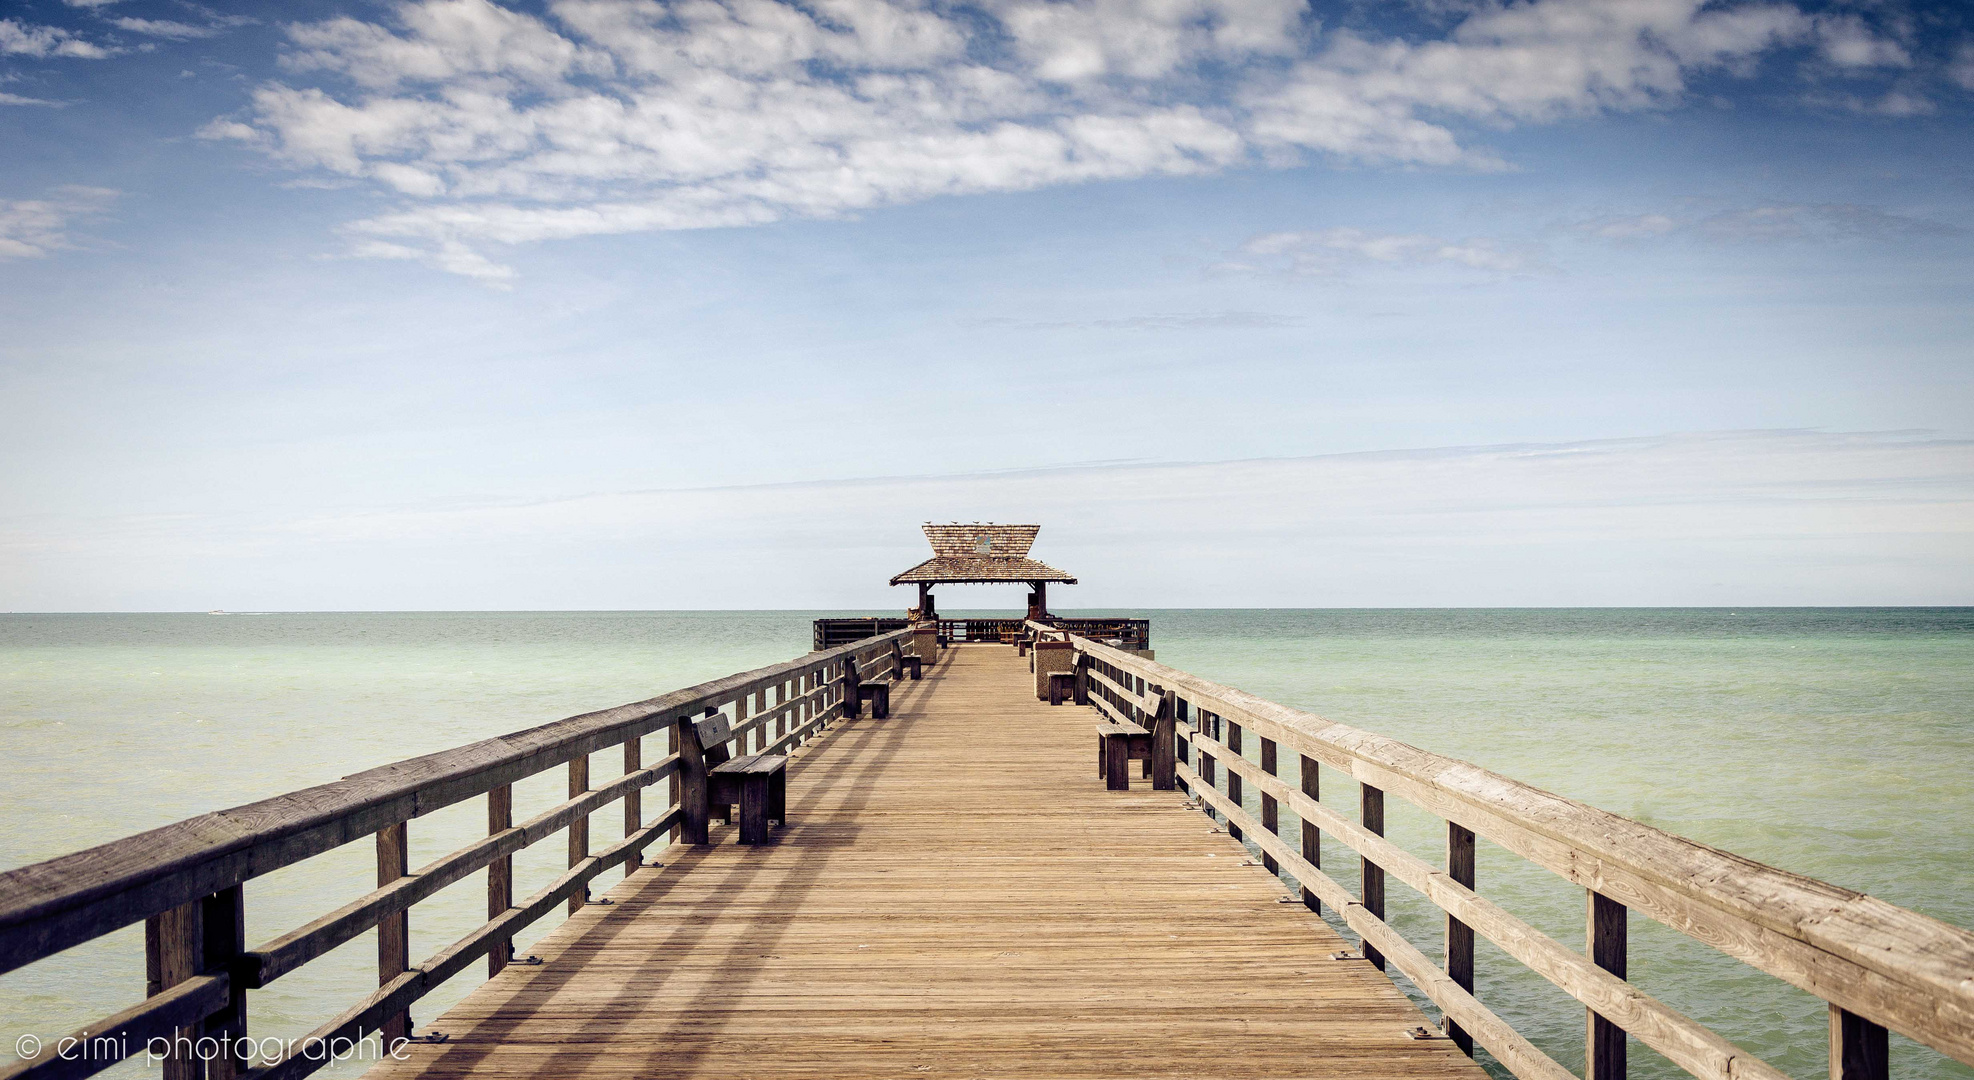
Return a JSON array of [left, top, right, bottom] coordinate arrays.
[[207, 609, 228, 615]]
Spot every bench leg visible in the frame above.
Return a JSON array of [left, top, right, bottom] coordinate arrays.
[[1105, 737, 1130, 791], [770, 769, 786, 825], [1097, 736, 1106, 779], [876, 685, 890, 719], [1049, 678, 1063, 706], [739, 777, 770, 844]]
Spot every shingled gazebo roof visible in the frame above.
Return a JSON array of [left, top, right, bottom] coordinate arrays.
[[889, 523, 1077, 586]]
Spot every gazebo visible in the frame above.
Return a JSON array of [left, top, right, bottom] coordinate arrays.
[[889, 523, 1076, 620]]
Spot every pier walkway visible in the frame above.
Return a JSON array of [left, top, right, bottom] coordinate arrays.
[[374, 645, 1481, 1080]]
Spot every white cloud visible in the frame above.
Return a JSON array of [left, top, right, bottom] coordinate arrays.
[[211, 0, 1854, 280], [110, 17, 222, 40], [1813, 14, 1909, 70], [1952, 41, 1974, 92], [0, 91, 62, 106], [0, 18, 114, 58], [1236, 226, 1540, 274], [0, 186, 118, 259]]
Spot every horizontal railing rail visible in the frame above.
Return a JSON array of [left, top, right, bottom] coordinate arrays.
[[1060, 632, 1974, 1080], [0, 629, 920, 1080]]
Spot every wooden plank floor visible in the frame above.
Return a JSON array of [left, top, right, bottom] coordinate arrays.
[[374, 645, 1486, 1080]]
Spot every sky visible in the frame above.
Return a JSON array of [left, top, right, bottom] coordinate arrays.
[[1, 0, 1971, 610]]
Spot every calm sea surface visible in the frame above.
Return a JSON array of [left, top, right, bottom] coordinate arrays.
[[2, 609, 1970, 1079]]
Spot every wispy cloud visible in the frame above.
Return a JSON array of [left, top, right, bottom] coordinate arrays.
[[0, 186, 118, 259], [971, 311, 1299, 331], [1572, 203, 1962, 244], [0, 91, 63, 107], [199, 0, 1857, 281], [1228, 227, 1542, 276], [0, 18, 114, 58], [109, 17, 221, 40], [6, 430, 1968, 609]]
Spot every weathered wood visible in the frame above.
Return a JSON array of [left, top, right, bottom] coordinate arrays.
[[1830, 1006, 1889, 1080], [152, 901, 200, 1080], [566, 754, 590, 914], [250, 807, 680, 1080], [370, 648, 1479, 1080], [1226, 721, 1244, 842], [0, 972, 229, 1080], [1259, 737, 1279, 874], [201, 885, 247, 1080], [1448, 822, 1477, 1057], [248, 758, 679, 987], [1150, 689, 1177, 790], [1589, 891, 1628, 1080], [678, 714, 711, 846], [1188, 724, 1793, 1080], [376, 823, 410, 1048], [622, 739, 642, 872], [1064, 634, 1974, 1066], [1300, 754, 1321, 915], [1362, 783, 1386, 971], [0, 631, 913, 978], [1104, 733, 1130, 791], [487, 784, 512, 978], [1180, 762, 1572, 1080]]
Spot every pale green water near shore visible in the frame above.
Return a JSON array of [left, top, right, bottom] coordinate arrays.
[[1, 609, 1970, 1079]]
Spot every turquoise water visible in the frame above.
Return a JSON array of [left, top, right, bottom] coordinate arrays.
[[1, 609, 1970, 1079]]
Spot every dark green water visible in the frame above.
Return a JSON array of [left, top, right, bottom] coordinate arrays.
[[1, 609, 1969, 1078]]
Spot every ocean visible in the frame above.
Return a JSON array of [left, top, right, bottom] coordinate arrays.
[[2, 609, 1970, 1079]]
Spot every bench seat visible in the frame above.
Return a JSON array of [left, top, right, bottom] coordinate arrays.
[[710, 753, 788, 844], [1097, 720, 1153, 791]]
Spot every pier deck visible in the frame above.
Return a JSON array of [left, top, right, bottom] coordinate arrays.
[[374, 645, 1483, 1080]]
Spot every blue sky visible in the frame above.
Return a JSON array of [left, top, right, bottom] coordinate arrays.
[[2, 0, 1971, 609]]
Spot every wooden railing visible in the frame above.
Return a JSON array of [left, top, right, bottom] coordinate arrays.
[[0, 630, 919, 1080], [1060, 630, 1974, 1080], [817, 617, 1150, 651]]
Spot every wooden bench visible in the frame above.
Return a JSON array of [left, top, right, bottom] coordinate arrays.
[[857, 680, 891, 719], [710, 753, 788, 844], [1096, 720, 1152, 791], [1047, 670, 1076, 705], [901, 655, 922, 680]]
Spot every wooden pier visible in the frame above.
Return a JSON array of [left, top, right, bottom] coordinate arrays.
[[3, 602, 1973, 1080], [369, 645, 1477, 1080]]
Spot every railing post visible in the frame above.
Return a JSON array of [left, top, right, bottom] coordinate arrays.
[[1225, 721, 1244, 841], [1447, 823, 1477, 1056], [678, 711, 711, 845], [146, 902, 201, 1080], [201, 884, 247, 1080], [1588, 891, 1628, 1080], [1830, 1006, 1889, 1080], [624, 734, 643, 873], [1073, 653, 1089, 705], [669, 716, 684, 843], [488, 784, 513, 976], [1174, 697, 1190, 795], [377, 820, 410, 1048], [842, 656, 862, 719], [1360, 784, 1385, 970], [568, 752, 590, 913], [1150, 690, 1176, 790], [1258, 737, 1279, 874], [1299, 756, 1320, 914]]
